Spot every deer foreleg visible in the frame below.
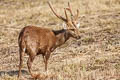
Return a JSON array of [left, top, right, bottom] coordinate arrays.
[[44, 51, 51, 71]]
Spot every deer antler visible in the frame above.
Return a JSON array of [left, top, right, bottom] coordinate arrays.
[[74, 9, 79, 20], [67, 2, 74, 16], [66, 2, 79, 20], [48, 1, 68, 22], [64, 8, 69, 21]]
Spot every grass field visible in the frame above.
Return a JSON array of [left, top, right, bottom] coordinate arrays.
[[0, 0, 120, 80]]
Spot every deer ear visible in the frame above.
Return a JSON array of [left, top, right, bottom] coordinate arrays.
[[76, 23, 80, 28]]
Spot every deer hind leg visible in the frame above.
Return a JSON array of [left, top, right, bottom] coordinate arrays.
[[27, 55, 36, 78], [18, 49, 24, 79]]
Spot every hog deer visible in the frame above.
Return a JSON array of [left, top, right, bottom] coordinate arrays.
[[18, 2, 80, 79]]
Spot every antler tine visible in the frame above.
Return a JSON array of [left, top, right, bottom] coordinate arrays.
[[67, 2, 79, 20], [48, 1, 67, 22], [68, 2, 74, 16], [75, 9, 79, 20], [64, 8, 69, 21]]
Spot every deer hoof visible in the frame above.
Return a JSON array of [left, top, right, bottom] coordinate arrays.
[[32, 74, 46, 79], [31, 74, 40, 79]]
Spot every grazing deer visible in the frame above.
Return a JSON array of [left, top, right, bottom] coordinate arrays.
[[18, 2, 80, 79]]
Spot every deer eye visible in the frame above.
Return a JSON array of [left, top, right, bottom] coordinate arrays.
[[70, 29, 75, 31], [69, 29, 76, 33]]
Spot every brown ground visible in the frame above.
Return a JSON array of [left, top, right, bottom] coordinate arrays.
[[0, 0, 120, 80]]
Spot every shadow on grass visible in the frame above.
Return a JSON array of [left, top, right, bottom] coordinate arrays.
[[0, 70, 28, 76]]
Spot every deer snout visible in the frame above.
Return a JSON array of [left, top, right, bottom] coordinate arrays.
[[76, 36, 81, 39]]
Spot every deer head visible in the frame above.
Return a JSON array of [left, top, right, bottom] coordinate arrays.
[[48, 2, 80, 39]]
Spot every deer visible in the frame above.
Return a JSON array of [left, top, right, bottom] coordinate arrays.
[[18, 1, 80, 79]]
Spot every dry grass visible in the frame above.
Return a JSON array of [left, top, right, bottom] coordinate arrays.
[[0, 0, 120, 80]]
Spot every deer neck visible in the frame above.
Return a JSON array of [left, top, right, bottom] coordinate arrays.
[[52, 29, 70, 47]]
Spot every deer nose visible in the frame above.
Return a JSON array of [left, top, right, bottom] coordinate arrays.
[[76, 36, 81, 39]]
